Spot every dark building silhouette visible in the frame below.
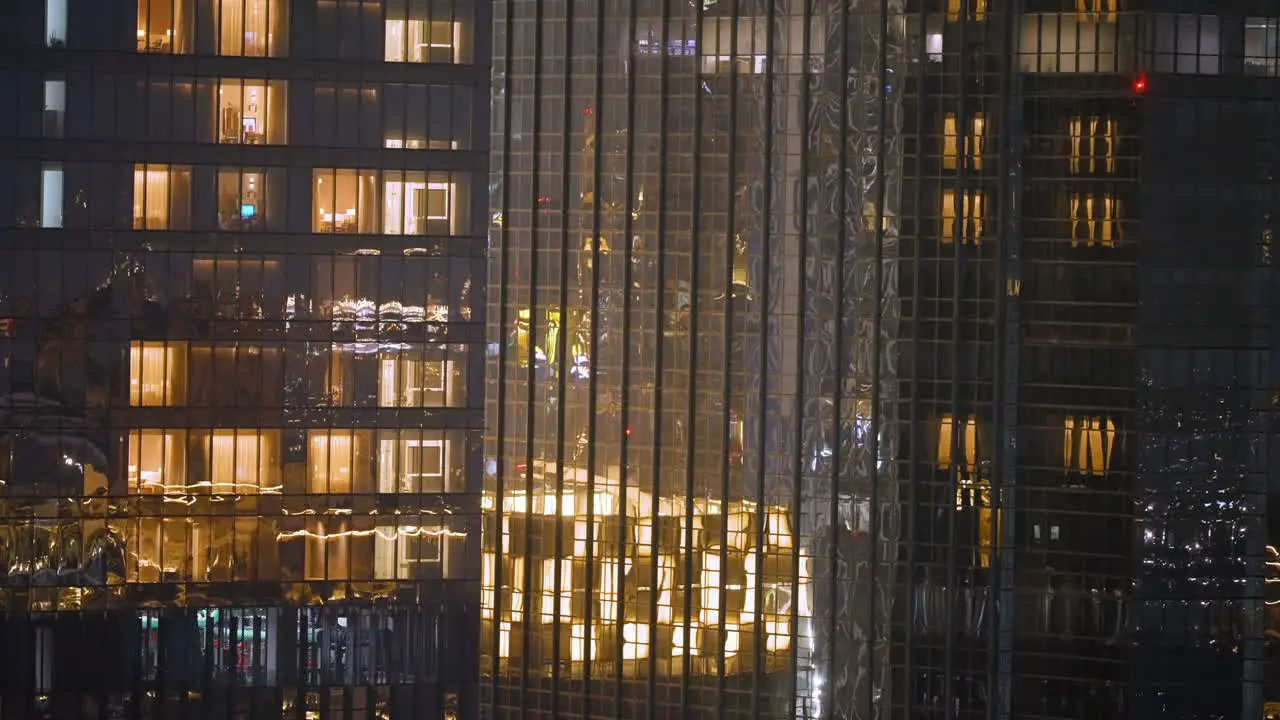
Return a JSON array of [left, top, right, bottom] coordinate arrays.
[[0, 0, 488, 717], [484, 0, 1280, 718]]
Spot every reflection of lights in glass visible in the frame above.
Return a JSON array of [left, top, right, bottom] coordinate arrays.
[[482, 468, 812, 669], [277, 525, 466, 542]]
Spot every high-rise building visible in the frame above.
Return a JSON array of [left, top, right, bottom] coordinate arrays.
[[485, 0, 1280, 717], [0, 0, 487, 717]]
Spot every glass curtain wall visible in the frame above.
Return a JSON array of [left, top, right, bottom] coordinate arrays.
[[484, 0, 906, 717]]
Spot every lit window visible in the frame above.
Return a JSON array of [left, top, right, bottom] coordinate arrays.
[[136, 0, 192, 53], [672, 624, 700, 657], [217, 79, 287, 145], [385, 20, 461, 63], [570, 623, 596, 662], [497, 621, 512, 658], [133, 164, 192, 230], [382, 174, 454, 235], [216, 168, 269, 231], [373, 522, 445, 580], [312, 168, 378, 233], [540, 558, 573, 623], [128, 430, 188, 493], [597, 557, 631, 622], [302, 518, 351, 580], [622, 623, 650, 660], [482, 552, 496, 618], [1245, 18, 1280, 77], [937, 414, 978, 472], [1068, 115, 1117, 174], [213, 0, 287, 57], [308, 430, 373, 494], [129, 341, 187, 406], [1148, 14, 1221, 75], [46, 0, 66, 46], [1075, 0, 1117, 21], [700, 550, 722, 625], [376, 431, 449, 493], [126, 517, 212, 582], [926, 14, 944, 62], [947, 0, 986, 23], [205, 430, 279, 493], [1070, 193, 1121, 247], [1018, 12, 1129, 74], [943, 112, 985, 171], [378, 352, 459, 407], [766, 509, 793, 548], [941, 190, 985, 245], [41, 163, 63, 229], [1064, 416, 1115, 474], [43, 80, 65, 138]]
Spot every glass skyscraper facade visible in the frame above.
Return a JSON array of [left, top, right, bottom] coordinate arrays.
[[485, 0, 1280, 718], [0, 0, 487, 717]]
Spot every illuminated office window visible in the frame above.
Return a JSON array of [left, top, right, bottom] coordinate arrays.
[[482, 553, 495, 617], [940, 190, 985, 245], [308, 430, 373, 494], [937, 414, 978, 472], [376, 431, 450, 493], [1064, 416, 1116, 474], [136, 0, 193, 53], [943, 112, 985, 171], [127, 517, 212, 582], [570, 624, 597, 662], [540, 558, 573, 623], [216, 79, 287, 145], [622, 623, 650, 660], [596, 557, 631, 623], [202, 430, 280, 494], [1018, 12, 1130, 73], [46, 0, 66, 46], [129, 341, 187, 406], [1069, 116, 1117, 174], [481, 485, 813, 673], [213, 0, 287, 56], [1076, 0, 1117, 20], [378, 352, 460, 407], [1246, 18, 1280, 77], [41, 163, 63, 229], [946, 0, 986, 22], [303, 519, 351, 580], [1148, 14, 1221, 75], [382, 174, 454, 235], [1070, 193, 1121, 247], [313, 169, 379, 233], [385, 20, 461, 63], [132, 164, 192, 230], [373, 522, 447, 580], [128, 430, 188, 493]]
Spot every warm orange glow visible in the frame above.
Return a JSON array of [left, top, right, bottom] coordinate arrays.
[[1064, 416, 1116, 474], [938, 414, 978, 473], [129, 341, 187, 406], [1070, 193, 1121, 247], [941, 190, 985, 245], [947, 0, 986, 22], [482, 473, 813, 673], [1076, 0, 1118, 21], [1069, 116, 1117, 174], [944, 113, 985, 171]]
